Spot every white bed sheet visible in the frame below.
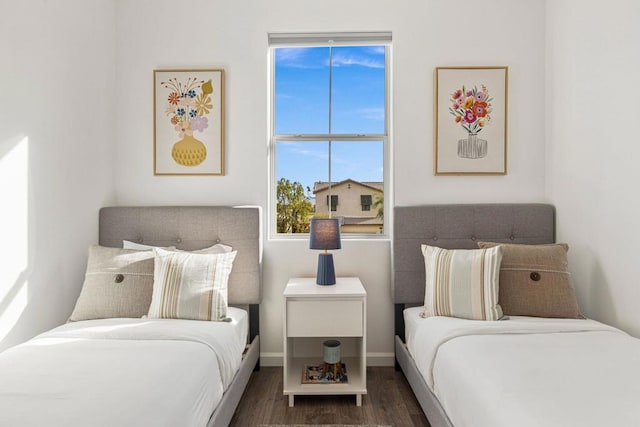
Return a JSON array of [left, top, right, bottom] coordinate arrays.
[[0, 307, 248, 427], [404, 306, 640, 427]]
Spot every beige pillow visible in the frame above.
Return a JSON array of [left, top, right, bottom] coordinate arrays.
[[422, 244, 504, 321], [477, 242, 582, 318], [148, 248, 237, 321], [69, 246, 155, 321]]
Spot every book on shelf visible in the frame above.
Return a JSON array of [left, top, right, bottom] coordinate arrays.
[[302, 363, 348, 384]]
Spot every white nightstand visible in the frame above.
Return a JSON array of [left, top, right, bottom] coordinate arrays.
[[283, 277, 367, 407]]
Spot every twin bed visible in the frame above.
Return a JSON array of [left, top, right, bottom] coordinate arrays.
[[393, 204, 640, 427], [2, 204, 639, 426], [0, 206, 261, 427]]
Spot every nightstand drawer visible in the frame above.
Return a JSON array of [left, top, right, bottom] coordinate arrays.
[[287, 300, 363, 337]]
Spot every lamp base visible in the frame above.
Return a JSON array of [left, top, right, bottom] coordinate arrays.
[[316, 253, 336, 285]]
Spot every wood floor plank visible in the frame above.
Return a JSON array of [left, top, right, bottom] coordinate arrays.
[[229, 367, 431, 427]]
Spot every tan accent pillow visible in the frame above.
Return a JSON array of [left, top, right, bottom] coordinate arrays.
[[477, 242, 582, 318], [69, 246, 155, 321]]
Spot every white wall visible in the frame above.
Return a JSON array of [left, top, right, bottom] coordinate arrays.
[[393, 0, 547, 205], [114, 0, 547, 365], [6, 0, 638, 362], [0, 0, 116, 351], [546, 1, 640, 336]]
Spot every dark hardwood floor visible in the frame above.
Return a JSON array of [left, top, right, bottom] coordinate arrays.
[[229, 366, 431, 426]]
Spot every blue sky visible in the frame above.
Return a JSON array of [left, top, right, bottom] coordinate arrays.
[[274, 46, 385, 196]]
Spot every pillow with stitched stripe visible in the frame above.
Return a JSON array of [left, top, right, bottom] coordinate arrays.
[[148, 248, 237, 321], [421, 244, 504, 321]]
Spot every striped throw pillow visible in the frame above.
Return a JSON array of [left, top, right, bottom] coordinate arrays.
[[148, 248, 237, 321], [421, 244, 504, 321]]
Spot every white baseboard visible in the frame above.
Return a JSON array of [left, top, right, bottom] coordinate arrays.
[[367, 352, 395, 366], [259, 352, 395, 367], [259, 352, 284, 367]]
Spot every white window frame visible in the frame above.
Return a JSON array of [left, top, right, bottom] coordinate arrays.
[[268, 32, 392, 239]]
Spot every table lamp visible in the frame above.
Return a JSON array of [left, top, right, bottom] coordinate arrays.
[[309, 218, 341, 285]]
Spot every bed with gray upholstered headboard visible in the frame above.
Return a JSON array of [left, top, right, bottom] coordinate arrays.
[[0, 206, 261, 427], [98, 205, 261, 427], [99, 206, 261, 330], [393, 203, 555, 427]]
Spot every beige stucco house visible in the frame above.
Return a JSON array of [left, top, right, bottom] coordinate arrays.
[[313, 179, 383, 234]]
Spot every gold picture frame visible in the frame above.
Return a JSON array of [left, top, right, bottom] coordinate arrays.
[[154, 69, 225, 175], [434, 66, 508, 175]]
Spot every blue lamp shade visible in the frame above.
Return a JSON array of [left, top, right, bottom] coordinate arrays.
[[309, 218, 341, 285], [309, 218, 342, 250]]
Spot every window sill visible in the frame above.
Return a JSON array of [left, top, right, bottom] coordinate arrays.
[[269, 233, 390, 242]]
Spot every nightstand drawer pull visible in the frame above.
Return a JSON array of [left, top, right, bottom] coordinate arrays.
[[287, 300, 363, 337]]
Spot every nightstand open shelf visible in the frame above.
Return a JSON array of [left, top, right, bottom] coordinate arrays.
[[283, 277, 367, 407], [284, 355, 366, 394]]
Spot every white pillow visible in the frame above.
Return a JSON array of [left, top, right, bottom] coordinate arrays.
[[182, 243, 233, 254], [122, 240, 175, 250], [148, 248, 237, 321], [421, 244, 504, 321], [123, 240, 231, 253]]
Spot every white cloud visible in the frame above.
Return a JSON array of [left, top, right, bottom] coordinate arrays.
[[280, 142, 329, 160], [331, 53, 384, 69], [276, 48, 307, 62], [366, 46, 385, 55], [276, 47, 384, 69], [275, 92, 295, 100], [275, 47, 324, 69], [357, 107, 385, 121], [293, 148, 328, 160]]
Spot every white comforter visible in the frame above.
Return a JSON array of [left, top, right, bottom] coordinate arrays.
[[0, 307, 248, 427], [405, 307, 640, 427]]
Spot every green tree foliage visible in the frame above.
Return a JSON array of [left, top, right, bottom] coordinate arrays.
[[277, 178, 314, 233], [373, 194, 384, 219]]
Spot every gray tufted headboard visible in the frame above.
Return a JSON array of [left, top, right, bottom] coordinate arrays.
[[99, 206, 261, 305], [393, 204, 555, 305]]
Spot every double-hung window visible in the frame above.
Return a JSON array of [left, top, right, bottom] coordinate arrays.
[[269, 32, 390, 236], [361, 195, 372, 211]]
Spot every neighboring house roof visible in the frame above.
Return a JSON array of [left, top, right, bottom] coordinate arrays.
[[340, 216, 383, 225], [313, 179, 383, 193]]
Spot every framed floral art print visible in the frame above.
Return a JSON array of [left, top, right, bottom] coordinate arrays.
[[154, 69, 225, 175], [434, 66, 508, 175]]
